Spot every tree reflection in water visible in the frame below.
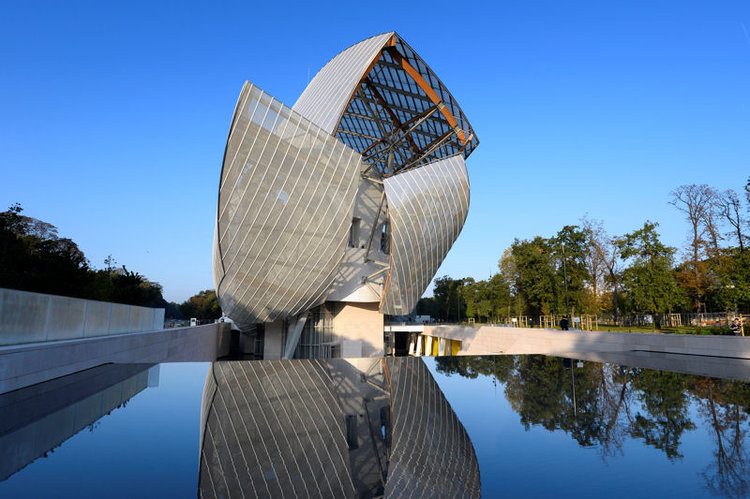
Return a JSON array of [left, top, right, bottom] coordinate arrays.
[[435, 355, 750, 497], [692, 378, 750, 498]]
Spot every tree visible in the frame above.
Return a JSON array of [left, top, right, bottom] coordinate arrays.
[[670, 184, 718, 310], [581, 217, 623, 323], [0, 204, 92, 298], [718, 189, 747, 252], [551, 225, 592, 316], [488, 272, 513, 322], [510, 237, 557, 316], [498, 249, 523, 319], [461, 278, 487, 322], [709, 249, 750, 313], [630, 369, 696, 459], [179, 289, 222, 320], [617, 222, 685, 328], [690, 377, 750, 497], [0, 204, 169, 309], [415, 296, 440, 318]]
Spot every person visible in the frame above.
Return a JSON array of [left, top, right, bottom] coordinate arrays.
[[560, 316, 569, 331], [731, 318, 742, 336]]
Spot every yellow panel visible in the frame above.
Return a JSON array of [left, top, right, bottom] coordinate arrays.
[[451, 340, 461, 356]]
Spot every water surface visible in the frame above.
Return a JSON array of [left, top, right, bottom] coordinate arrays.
[[1, 355, 748, 498]]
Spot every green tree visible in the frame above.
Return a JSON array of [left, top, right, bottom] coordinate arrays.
[[510, 237, 557, 316], [179, 289, 222, 320], [0, 204, 92, 298], [551, 225, 592, 316], [432, 276, 467, 322], [617, 221, 685, 328], [708, 249, 750, 313], [0, 204, 169, 309]]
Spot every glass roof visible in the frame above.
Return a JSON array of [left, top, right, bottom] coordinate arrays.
[[334, 34, 479, 178]]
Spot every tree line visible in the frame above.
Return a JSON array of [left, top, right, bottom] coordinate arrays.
[[417, 180, 750, 327], [0, 203, 221, 320]]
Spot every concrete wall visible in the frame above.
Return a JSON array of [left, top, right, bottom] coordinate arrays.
[[261, 304, 385, 360], [0, 288, 165, 346], [263, 320, 284, 359], [0, 322, 231, 394], [424, 325, 750, 359], [332, 301, 384, 358]]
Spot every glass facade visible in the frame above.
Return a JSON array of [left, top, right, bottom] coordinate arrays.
[[215, 83, 364, 328], [281, 304, 341, 359], [381, 155, 470, 315]]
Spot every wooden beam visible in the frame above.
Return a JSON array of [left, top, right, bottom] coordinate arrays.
[[384, 46, 466, 144]]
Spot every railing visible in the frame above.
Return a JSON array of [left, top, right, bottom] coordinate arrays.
[[434, 312, 749, 333]]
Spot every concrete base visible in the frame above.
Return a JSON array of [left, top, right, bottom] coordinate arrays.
[[261, 303, 385, 360], [331, 301, 384, 358], [424, 326, 750, 359], [0, 323, 231, 394]]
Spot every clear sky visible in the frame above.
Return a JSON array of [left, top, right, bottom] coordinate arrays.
[[1, 1, 748, 303]]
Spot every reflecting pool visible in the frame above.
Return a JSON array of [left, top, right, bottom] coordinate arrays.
[[1, 355, 749, 498]]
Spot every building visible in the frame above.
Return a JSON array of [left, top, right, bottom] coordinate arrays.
[[213, 32, 479, 359]]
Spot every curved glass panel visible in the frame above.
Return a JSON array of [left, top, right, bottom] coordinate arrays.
[[292, 32, 394, 134], [381, 154, 470, 315], [215, 83, 362, 328], [211, 220, 223, 292]]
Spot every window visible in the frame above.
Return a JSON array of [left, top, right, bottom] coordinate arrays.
[[349, 218, 361, 248]]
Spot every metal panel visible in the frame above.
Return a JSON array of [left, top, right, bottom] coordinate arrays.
[[292, 32, 394, 134], [215, 83, 362, 328], [211, 220, 223, 292], [381, 155, 470, 315]]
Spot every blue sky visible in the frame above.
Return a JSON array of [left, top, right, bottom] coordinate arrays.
[[1, 1, 748, 302]]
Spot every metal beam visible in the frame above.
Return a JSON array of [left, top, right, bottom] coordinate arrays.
[[282, 314, 307, 360], [361, 104, 439, 157], [363, 78, 422, 161], [364, 190, 386, 262], [365, 79, 435, 105], [400, 129, 454, 172], [337, 129, 379, 142]]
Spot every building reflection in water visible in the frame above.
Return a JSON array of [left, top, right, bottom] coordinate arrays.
[[0, 363, 158, 481], [198, 357, 481, 498]]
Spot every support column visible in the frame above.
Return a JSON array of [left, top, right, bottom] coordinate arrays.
[[282, 315, 307, 360]]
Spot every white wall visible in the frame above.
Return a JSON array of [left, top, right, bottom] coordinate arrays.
[[0, 322, 231, 394], [0, 288, 165, 346]]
